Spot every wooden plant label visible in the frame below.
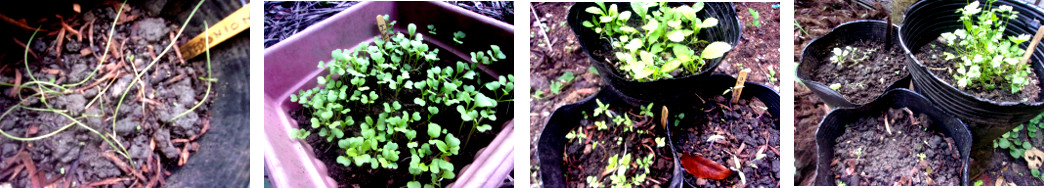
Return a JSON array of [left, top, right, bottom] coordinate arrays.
[[376, 15, 390, 41], [179, 3, 250, 60], [732, 68, 751, 103]]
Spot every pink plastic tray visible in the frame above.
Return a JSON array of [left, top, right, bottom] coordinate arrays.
[[263, 1, 514, 187]]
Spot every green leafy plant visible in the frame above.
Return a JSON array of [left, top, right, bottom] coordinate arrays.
[[453, 31, 466, 44], [583, 2, 733, 81], [747, 8, 761, 27], [549, 71, 575, 94], [291, 16, 512, 187], [940, 0, 1033, 93], [829, 46, 875, 69]]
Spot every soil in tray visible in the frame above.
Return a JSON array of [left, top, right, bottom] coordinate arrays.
[[915, 40, 1042, 103], [0, 4, 212, 187], [291, 59, 511, 187], [674, 95, 780, 187], [808, 40, 908, 104], [831, 108, 961, 186], [562, 102, 674, 187]]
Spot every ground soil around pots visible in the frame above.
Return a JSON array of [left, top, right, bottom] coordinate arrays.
[[794, 83, 827, 185], [0, 4, 212, 187], [794, 0, 889, 185], [561, 103, 673, 187], [809, 40, 908, 104], [831, 108, 960, 186], [529, 3, 607, 186], [915, 40, 1042, 103], [675, 95, 780, 187], [719, 2, 781, 91]]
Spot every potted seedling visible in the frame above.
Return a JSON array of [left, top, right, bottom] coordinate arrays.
[[568, 2, 741, 102], [538, 73, 780, 187], [899, 0, 1044, 176], [263, 2, 515, 187], [797, 20, 908, 108], [815, 89, 972, 186], [538, 87, 682, 188]]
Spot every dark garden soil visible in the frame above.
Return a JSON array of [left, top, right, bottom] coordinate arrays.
[[794, 83, 827, 185], [674, 95, 779, 187], [530, 2, 780, 185], [562, 104, 674, 187], [793, 0, 890, 185], [915, 40, 1041, 103], [290, 49, 511, 188], [719, 2, 781, 91], [808, 40, 908, 105], [0, 3, 212, 187], [831, 108, 960, 186]]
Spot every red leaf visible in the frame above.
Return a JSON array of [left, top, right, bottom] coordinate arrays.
[[680, 153, 732, 180]]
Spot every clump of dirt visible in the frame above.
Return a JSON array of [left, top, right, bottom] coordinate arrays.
[[831, 108, 961, 186], [0, 3, 212, 187], [808, 40, 908, 104], [562, 102, 674, 187], [915, 40, 1042, 103], [675, 95, 779, 187]]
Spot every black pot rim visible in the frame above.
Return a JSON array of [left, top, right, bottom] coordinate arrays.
[[798, 20, 903, 108], [899, 0, 1044, 106]]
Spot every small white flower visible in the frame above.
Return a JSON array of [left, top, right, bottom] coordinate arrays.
[[1000, 5, 1013, 12]]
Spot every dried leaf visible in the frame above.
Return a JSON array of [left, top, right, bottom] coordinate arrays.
[[680, 153, 732, 180], [1025, 148, 1044, 170]]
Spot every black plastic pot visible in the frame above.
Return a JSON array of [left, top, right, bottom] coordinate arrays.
[[536, 86, 684, 188], [899, 0, 1044, 176], [797, 20, 907, 108], [567, 2, 741, 102], [814, 89, 972, 186], [536, 74, 779, 187], [670, 74, 780, 187]]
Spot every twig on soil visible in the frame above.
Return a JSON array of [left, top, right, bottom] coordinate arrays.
[[884, 112, 892, 135], [102, 152, 147, 183], [0, 13, 39, 31], [178, 143, 191, 166], [61, 19, 81, 42], [170, 32, 185, 65], [55, 23, 66, 61], [13, 38, 38, 59], [82, 177, 131, 187], [530, 5, 553, 54], [9, 70, 21, 97]]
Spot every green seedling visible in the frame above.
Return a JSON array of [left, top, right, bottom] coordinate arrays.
[[453, 31, 466, 44], [748, 8, 761, 27], [549, 71, 575, 94], [427, 24, 437, 34], [940, 0, 1032, 93], [829, 83, 842, 91]]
